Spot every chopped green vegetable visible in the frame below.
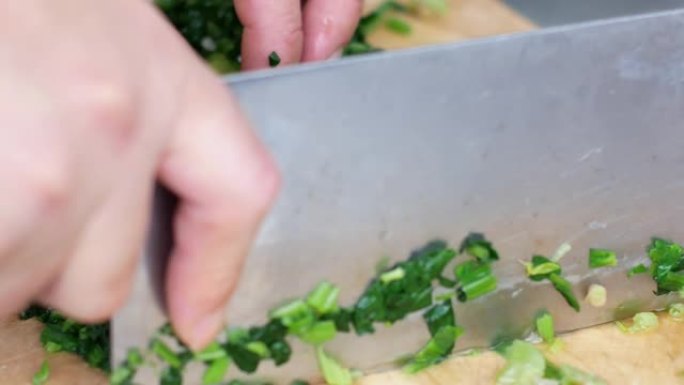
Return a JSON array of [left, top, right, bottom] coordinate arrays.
[[647, 238, 684, 294], [298, 321, 337, 345], [380, 266, 406, 284], [589, 248, 618, 268], [548, 273, 581, 312], [497, 341, 606, 385], [669, 303, 684, 321], [384, 17, 412, 35], [160, 366, 183, 385], [423, 301, 455, 337], [535, 311, 555, 345], [496, 341, 545, 385], [270, 299, 316, 335], [306, 282, 340, 315], [109, 366, 133, 385], [460, 232, 499, 263], [152, 338, 183, 369], [616, 311, 659, 333], [522, 256, 561, 281], [268, 51, 281, 67], [404, 325, 463, 373], [316, 347, 353, 385], [628, 264, 649, 277], [196, 342, 228, 361], [585, 283, 607, 308], [21, 306, 110, 372], [455, 261, 498, 302], [202, 356, 231, 385], [32, 360, 49, 385], [245, 341, 270, 358], [627, 263, 649, 277]]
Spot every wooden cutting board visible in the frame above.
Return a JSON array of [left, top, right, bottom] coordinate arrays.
[[0, 1, 535, 384], [363, 0, 535, 50]]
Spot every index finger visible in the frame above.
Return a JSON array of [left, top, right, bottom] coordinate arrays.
[[234, 0, 303, 70], [158, 65, 280, 350]]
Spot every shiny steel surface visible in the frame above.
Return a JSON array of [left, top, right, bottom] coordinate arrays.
[[115, 9, 684, 383]]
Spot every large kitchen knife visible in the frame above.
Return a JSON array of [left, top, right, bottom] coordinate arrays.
[[114, 8, 684, 384]]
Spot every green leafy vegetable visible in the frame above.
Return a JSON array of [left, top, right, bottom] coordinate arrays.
[[669, 303, 684, 321], [20, 306, 110, 372], [522, 255, 561, 281], [589, 248, 618, 268], [270, 300, 316, 335], [298, 321, 337, 345], [454, 261, 497, 302], [152, 338, 183, 369], [404, 325, 463, 373], [535, 311, 555, 345], [316, 347, 354, 385], [497, 341, 606, 385], [268, 51, 281, 67], [648, 238, 684, 294], [202, 356, 231, 385], [616, 311, 659, 334], [423, 301, 455, 337], [307, 282, 340, 315], [521, 255, 579, 312], [385, 17, 412, 35], [460, 232, 499, 263], [548, 273, 581, 312], [32, 360, 49, 385], [627, 264, 649, 277], [496, 341, 546, 385]]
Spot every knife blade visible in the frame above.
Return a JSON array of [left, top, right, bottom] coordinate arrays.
[[114, 8, 684, 384]]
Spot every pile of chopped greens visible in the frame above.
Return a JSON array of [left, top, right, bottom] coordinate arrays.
[[22, 235, 684, 384], [107, 235, 499, 384]]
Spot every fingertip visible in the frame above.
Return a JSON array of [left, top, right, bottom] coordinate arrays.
[[235, 0, 304, 70], [302, 0, 362, 62]]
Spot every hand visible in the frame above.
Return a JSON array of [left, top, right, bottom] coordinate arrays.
[[236, 0, 363, 69], [0, 0, 279, 350]]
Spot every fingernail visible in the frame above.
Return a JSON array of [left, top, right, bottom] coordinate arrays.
[[191, 310, 225, 350]]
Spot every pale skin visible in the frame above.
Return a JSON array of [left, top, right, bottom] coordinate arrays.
[[0, 0, 362, 351]]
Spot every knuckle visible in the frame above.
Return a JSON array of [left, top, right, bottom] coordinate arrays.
[[23, 157, 72, 215], [238, 155, 281, 217], [66, 80, 137, 147]]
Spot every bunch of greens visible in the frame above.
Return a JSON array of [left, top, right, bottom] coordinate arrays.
[[521, 254, 581, 312]]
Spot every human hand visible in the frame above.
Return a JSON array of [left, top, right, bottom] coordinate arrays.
[[0, 0, 279, 350], [235, 0, 363, 69]]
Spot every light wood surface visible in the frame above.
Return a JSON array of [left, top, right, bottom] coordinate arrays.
[[0, 2, 536, 384], [363, 0, 536, 51], [358, 312, 684, 385]]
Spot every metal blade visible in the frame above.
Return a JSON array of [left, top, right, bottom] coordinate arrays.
[[114, 9, 684, 384]]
